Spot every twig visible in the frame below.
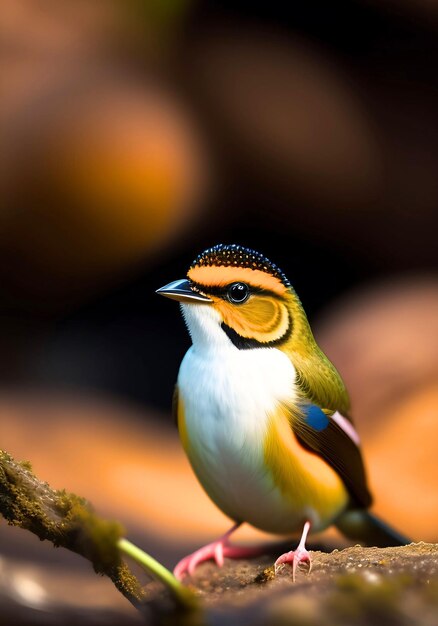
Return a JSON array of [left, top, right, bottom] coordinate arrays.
[[0, 449, 197, 613]]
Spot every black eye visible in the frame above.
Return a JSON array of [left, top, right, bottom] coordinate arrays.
[[227, 282, 250, 304]]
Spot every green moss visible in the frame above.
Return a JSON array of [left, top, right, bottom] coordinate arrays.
[[19, 459, 33, 472], [254, 566, 276, 584], [56, 493, 125, 572]]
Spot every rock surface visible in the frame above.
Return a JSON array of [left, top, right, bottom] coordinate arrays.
[[165, 542, 438, 626], [0, 542, 436, 625]]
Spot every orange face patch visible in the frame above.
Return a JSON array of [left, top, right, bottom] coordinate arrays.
[[187, 265, 287, 296], [214, 295, 290, 344]]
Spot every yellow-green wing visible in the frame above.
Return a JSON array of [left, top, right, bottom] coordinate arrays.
[[290, 403, 372, 509], [293, 349, 351, 417]]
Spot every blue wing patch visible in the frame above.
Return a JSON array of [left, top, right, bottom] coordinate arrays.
[[303, 404, 329, 431]]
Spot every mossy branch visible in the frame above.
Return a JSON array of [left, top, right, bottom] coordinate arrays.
[[0, 450, 196, 613]]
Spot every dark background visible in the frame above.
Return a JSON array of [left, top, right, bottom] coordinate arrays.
[[1, 0, 437, 411]]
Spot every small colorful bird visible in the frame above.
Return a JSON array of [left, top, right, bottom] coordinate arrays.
[[157, 244, 408, 580]]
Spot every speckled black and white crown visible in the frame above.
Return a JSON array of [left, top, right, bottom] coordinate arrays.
[[190, 244, 290, 288]]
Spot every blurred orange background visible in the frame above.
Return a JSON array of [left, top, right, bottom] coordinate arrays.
[[0, 0, 437, 608]]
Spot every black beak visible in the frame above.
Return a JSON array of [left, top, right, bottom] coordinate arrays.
[[156, 279, 212, 303]]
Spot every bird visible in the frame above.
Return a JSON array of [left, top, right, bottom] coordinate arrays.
[[156, 244, 409, 580]]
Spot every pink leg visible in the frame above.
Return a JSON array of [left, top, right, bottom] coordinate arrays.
[[174, 522, 270, 579], [274, 521, 312, 582]]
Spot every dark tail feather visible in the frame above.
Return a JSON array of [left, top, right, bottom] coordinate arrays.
[[336, 510, 411, 547]]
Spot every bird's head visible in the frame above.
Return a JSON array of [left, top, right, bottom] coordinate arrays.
[[156, 244, 313, 352]]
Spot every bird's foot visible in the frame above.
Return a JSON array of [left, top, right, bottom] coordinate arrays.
[[274, 520, 312, 582], [174, 535, 268, 580], [274, 546, 312, 581], [174, 538, 226, 580]]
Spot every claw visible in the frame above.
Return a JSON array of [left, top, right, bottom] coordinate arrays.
[[274, 521, 312, 582], [275, 547, 312, 582]]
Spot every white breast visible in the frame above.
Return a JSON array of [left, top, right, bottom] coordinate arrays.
[[177, 321, 304, 533]]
